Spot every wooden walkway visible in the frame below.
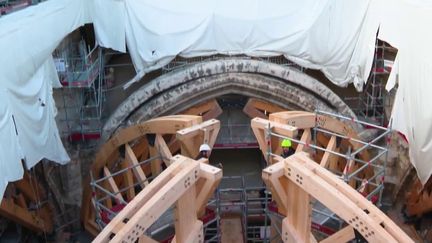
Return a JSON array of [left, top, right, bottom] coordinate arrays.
[[221, 216, 244, 243]]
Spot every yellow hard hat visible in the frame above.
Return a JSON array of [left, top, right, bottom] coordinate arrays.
[[281, 139, 292, 148]]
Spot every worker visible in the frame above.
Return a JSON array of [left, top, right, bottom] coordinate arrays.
[[281, 139, 295, 158], [197, 143, 211, 159]]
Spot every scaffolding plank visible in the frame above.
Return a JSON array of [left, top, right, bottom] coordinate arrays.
[[221, 217, 244, 243]]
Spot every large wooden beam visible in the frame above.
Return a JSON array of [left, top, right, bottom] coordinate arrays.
[[243, 98, 285, 119], [284, 153, 413, 243], [125, 144, 149, 187], [251, 117, 297, 164], [195, 163, 222, 215], [94, 155, 222, 243], [0, 173, 53, 234], [94, 155, 188, 242], [177, 119, 220, 158], [320, 226, 355, 243], [180, 99, 223, 121], [0, 198, 46, 233], [95, 156, 199, 242]]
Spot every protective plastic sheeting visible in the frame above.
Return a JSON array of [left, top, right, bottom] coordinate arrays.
[[0, 0, 90, 198], [377, 0, 432, 185], [92, 0, 375, 90]]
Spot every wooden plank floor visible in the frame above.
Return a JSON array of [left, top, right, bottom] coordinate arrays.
[[221, 216, 244, 243]]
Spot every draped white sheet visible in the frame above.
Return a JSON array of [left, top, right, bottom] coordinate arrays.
[[92, 0, 375, 90], [376, 0, 432, 185], [0, 0, 91, 198]]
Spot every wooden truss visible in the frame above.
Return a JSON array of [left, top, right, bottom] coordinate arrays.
[[0, 172, 53, 233], [243, 98, 285, 119], [93, 154, 222, 243], [405, 177, 432, 217], [180, 99, 223, 121], [82, 115, 220, 236], [252, 111, 375, 191], [263, 152, 413, 243]]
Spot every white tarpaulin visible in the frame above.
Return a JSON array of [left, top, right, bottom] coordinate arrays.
[[0, 0, 91, 198], [92, 0, 376, 90], [374, 0, 432, 185]]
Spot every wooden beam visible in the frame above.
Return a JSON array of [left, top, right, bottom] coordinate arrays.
[[195, 163, 222, 215], [180, 99, 223, 121], [295, 129, 311, 153], [103, 167, 125, 203], [262, 161, 288, 215], [0, 198, 46, 233], [155, 134, 173, 166], [108, 159, 200, 243], [284, 153, 406, 242], [251, 117, 297, 164], [282, 218, 303, 243], [125, 144, 149, 187], [149, 146, 162, 176], [174, 182, 198, 243], [176, 119, 220, 158], [320, 226, 355, 243], [94, 155, 187, 242], [293, 153, 413, 243], [171, 221, 204, 243], [243, 98, 285, 119], [138, 235, 158, 243], [320, 135, 337, 168], [285, 170, 311, 243], [121, 161, 135, 201]]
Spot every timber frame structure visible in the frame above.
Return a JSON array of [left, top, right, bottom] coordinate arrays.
[[82, 115, 220, 236], [252, 111, 412, 242], [0, 171, 53, 234], [263, 152, 413, 242], [93, 154, 222, 243], [252, 110, 390, 200], [404, 177, 432, 218]]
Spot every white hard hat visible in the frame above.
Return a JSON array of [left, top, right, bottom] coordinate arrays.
[[199, 144, 211, 152]]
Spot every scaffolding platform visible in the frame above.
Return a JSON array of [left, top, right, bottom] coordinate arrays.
[[53, 40, 105, 144]]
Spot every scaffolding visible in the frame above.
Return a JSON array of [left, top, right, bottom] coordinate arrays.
[[89, 155, 160, 231], [267, 110, 389, 205], [53, 40, 105, 144], [250, 109, 391, 241], [347, 40, 397, 126]]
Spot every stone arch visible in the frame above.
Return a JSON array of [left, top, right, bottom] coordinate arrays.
[[103, 58, 354, 140]]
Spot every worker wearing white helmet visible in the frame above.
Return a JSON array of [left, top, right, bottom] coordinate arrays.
[[197, 143, 211, 159]]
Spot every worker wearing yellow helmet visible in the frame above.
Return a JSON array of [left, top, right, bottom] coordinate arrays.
[[281, 138, 295, 158]]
